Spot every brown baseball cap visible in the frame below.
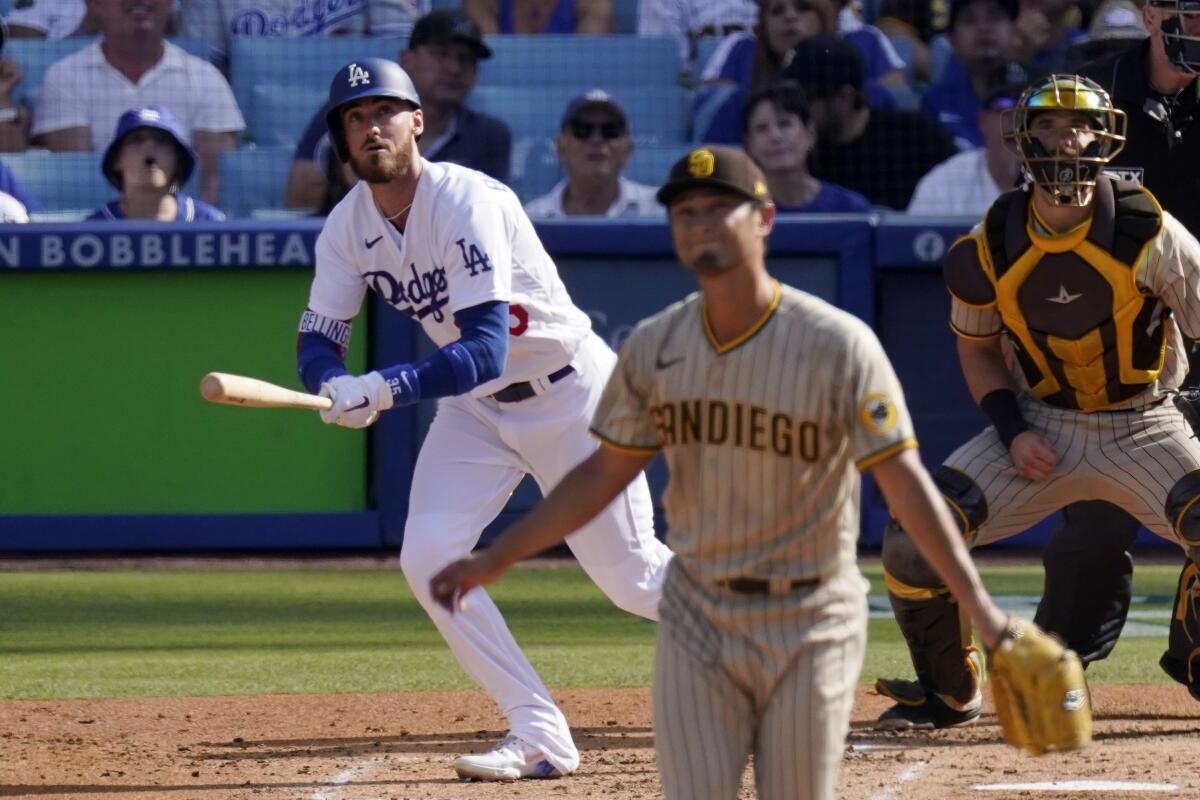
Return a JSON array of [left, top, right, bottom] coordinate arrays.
[[656, 145, 772, 207]]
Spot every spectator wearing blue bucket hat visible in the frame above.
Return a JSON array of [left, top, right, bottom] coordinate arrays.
[[88, 105, 225, 221]]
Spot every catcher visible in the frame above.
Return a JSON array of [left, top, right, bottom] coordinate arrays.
[[876, 73, 1200, 732]]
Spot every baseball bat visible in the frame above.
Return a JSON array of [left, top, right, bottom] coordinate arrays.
[[199, 372, 332, 411]]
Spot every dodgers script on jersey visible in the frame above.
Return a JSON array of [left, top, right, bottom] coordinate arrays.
[[309, 159, 592, 397], [592, 282, 917, 584]]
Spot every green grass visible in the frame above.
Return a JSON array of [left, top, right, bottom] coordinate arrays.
[[0, 563, 1181, 700]]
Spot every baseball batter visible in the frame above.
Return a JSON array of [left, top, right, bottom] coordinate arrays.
[[429, 146, 1037, 799], [296, 58, 672, 781], [876, 74, 1200, 730]]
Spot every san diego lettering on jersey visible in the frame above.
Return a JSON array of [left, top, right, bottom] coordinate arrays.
[[649, 398, 820, 461]]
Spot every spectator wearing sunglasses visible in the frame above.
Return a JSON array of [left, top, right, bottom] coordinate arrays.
[[524, 90, 663, 219]]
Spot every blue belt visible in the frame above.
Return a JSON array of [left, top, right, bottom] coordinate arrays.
[[491, 365, 575, 403]]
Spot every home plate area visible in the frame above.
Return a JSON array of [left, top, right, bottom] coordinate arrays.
[[843, 685, 1200, 800]]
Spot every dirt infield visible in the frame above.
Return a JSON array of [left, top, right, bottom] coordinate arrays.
[[2, 685, 1197, 800]]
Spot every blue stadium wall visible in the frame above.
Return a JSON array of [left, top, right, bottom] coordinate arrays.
[[0, 217, 1169, 552]]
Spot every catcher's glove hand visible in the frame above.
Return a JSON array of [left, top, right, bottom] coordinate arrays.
[[987, 616, 1091, 756], [1174, 389, 1200, 438]]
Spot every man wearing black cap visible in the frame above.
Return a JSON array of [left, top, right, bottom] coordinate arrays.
[[429, 144, 1038, 799], [783, 34, 957, 209], [285, 9, 512, 209], [920, 0, 1021, 149]]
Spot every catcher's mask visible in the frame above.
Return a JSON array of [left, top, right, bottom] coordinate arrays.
[[1002, 74, 1127, 207], [1150, 0, 1200, 74]]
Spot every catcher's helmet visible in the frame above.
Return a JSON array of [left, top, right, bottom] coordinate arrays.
[[1003, 74, 1127, 206], [324, 58, 422, 163], [1150, 0, 1200, 74]]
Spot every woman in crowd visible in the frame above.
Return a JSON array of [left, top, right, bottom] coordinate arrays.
[[742, 81, 870, 212]]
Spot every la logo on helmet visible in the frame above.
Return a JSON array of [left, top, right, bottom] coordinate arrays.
[[348, 63, 371, 88]]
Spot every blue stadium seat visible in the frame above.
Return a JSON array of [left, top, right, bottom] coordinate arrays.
[[3, 150, 203, 218], [612, 0, 639, 34], [3, 151, 109, 217], [480, 35, 679, 87], [6, 37, 94, 110], [625, 142, 692, 186], [229, 36, 405, 145], [230, 34, 683, 147], [240, 82, 326, 148], [216, 146, 294, 218], [471, 84, 689, 144]]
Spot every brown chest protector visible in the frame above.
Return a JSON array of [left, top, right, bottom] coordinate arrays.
[[982, 177, 1164, 410]]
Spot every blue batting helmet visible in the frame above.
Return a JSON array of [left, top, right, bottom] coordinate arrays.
[[102, 105, 196, 190], [325, 58, 422, 163]]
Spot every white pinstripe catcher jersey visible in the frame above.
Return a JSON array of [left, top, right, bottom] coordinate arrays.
[[592, 281, 916, 583], [308, 159, 592, 397]]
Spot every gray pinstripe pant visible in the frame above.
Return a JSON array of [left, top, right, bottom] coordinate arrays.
[[653, 562, 868, 800], [952, 395, 1200, 554]]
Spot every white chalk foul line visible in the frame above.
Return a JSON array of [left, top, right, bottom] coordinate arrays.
[[867, 759, 930, 800], [973, 780, 1177, 792], [310, 758, 379, 800]]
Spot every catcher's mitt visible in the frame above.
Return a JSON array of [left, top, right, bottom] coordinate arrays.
[[988, 616, 1092, 756], [1174, 389, 1200, 438]]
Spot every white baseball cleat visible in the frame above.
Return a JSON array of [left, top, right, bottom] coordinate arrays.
[[453, 734, 565, 782]]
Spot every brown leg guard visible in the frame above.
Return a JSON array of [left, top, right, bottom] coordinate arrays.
[[882, 517, 978, 705], [1160, 557, 1200, 701]]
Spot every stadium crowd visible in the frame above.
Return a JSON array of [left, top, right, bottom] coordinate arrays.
[[0, 0, 1169, 221]]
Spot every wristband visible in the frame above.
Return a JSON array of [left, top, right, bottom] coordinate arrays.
[[979, 389, 1029, 449]]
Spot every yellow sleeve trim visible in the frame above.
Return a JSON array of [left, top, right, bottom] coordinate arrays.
[[949, 321, 1003, 340], [856, 438, 917, 472], [590, 430, 661, 455], [884, 570, 948, 601]]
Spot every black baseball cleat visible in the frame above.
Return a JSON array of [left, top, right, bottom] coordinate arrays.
[[1159, 652, 1200, 702], [873, 677, 982, 731]]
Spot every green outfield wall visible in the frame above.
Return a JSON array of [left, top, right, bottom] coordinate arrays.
[[1, 270, 366, 515]]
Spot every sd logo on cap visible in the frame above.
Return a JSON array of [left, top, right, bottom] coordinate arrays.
[[658, 145, 773, 207]]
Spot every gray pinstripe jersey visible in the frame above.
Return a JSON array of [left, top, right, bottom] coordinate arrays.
[[592, 280, 916, 584]]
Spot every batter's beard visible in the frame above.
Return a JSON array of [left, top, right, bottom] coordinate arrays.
[[349, 147, 413, 184]]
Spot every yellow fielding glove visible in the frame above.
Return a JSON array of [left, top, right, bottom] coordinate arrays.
[[987, 616, 1092, 756]]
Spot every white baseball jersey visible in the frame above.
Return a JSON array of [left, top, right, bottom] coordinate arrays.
[[308, 159, 593, 398]]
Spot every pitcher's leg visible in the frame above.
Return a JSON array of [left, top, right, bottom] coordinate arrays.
[[653, 621, 753, 800], [755, 597, 867, 800]]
